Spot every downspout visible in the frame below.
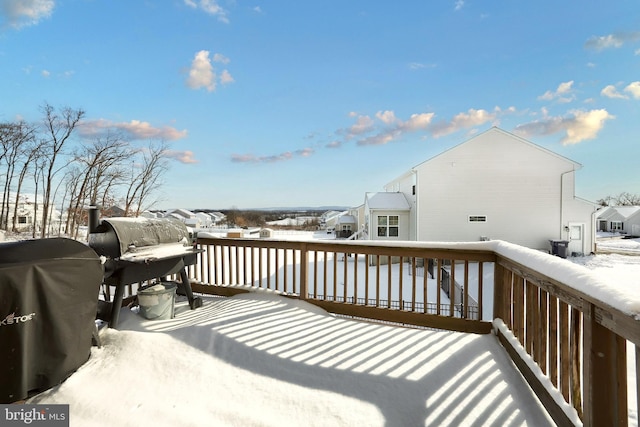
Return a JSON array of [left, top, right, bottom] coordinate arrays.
[[560, 169, 574, 239]]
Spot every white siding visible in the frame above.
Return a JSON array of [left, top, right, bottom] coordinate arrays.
[[369, 209, 410, 241], [414, 128, 587, 251]]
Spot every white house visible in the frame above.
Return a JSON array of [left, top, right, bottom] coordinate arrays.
[[2, 193, 61, 233], [596, 206, 640, 236], [195, 212, 215, 228], [370, 127, 596, 254], [361, 192, 411, 241], [321, 210, 348, 231]]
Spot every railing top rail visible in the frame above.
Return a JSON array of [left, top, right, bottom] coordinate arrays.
[[197, 236, 498, 261]]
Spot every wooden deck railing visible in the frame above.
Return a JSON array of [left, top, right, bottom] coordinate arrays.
[[186, 236, 639, 427]]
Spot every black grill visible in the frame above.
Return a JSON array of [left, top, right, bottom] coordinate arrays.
[[88, 207, 203, 328]]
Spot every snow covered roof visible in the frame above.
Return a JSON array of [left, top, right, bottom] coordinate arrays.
[[336, 214, 356, 224], [165, 208, 196, 219], [366, 192, 411, 210], [596, 206, 640, 220]]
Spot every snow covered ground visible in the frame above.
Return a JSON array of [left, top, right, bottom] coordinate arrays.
[[11, 231, 640, 425]]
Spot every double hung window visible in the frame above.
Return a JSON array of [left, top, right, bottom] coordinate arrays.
[[377, 215, 399, 237]]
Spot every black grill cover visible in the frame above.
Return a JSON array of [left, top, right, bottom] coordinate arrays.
[[0, 238, 103, 403]]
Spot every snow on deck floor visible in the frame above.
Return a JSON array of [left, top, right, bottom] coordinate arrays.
[[30, 292, 556, 427]]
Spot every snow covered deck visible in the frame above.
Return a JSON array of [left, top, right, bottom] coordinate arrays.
[[31, 293, 556, 426]]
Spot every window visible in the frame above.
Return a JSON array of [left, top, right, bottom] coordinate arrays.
[[469, 215, 487, 223], [611, 221, 623, 231], [377, 215, 399, 237], [18, 216, 28, 224]]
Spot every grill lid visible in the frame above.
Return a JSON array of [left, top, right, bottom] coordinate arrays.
[[89, 217, 191, 258]]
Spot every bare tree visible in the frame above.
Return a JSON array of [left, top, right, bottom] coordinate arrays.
[[0, 121, 37, 230], [39, 103, 85, 237], [598, 192, 640, 207], [11, 137, 44, 232], [66, 132, 132, 238], [615, 192, 640, 206], [123, 141, 169, 216], [31, 157, 47, 238]]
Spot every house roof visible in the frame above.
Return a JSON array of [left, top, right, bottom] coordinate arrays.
[[336, 215, 357, 224], [597, 206, 640, 220], [411, 127, 583, 172], [366, 192, 411, 210], [166, 208, 196, 218]]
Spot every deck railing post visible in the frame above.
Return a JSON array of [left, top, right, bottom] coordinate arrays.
[[493, 262, 506, 322], [299, 243, 308, 301], [583, 302, 628, 427]]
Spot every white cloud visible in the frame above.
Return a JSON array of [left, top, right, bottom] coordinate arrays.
[[514, 109, 614, 145], [41, 69, 50, 78], [584, 32, 640, 51], [79, 119, 188, 141], [537, 81, 575, 103], [375, 110, 397, 125], [166, 150, 198, 164], [186, 50, 216, 92], [213, 53, 230, 64], [399, 112, 435, 132], [601, 84, 628, 99], [186, 50, 234, 91], [231, 147, 315, 163], [357, 111, 434, 146], [454, 0, 464, 11], [624, 81, 640, 99], [357, 129, 402, 146], [219, 69, 234, 85], [431, 108, 497, 137], [347, 115, 375, 137], [184, 0, 229, 23], [0, 0, 54, 29]]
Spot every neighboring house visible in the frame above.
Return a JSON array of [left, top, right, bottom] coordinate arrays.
[[362, 192, 411, 241], [596, 206, 640, 236], [208, 211, 226, 225], [2, 193, 61, 233], [166, 208, 196, 220], [369, 127, 596, 254], [322, 210, 348, 231], [139, 210, 161, 219], [195, 212, 214, 228], [165, 208, 201, 228], [335, 214, 357, 238], [103, 206, 126, 217]]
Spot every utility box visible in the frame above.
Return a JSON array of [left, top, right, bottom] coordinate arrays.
[[0, 238, 103, 403]]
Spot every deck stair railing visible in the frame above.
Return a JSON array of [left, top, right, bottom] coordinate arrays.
[[186, 236, 639, 427]]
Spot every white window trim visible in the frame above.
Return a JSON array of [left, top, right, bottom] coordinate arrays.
[[377, 215, 399, 237]]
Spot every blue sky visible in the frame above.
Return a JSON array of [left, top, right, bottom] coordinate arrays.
[[1, 0, 639, 210]]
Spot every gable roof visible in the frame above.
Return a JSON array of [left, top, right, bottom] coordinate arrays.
[[412, 127, 582, 171], [597, 206, 640, 220], [336, 214, 357, 224], [366, 192, 411, 210]]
